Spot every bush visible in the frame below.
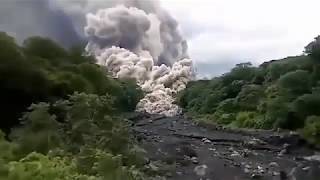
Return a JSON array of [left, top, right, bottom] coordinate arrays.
[[301, 116, 320, 145], [5, 92, 146, 179], [278, 70, 312, 95], [0, 34, 146, 179], [10, 103, 61, 156], [212, 98, 238, 124], [4, 152, 95, 180], [232, 112, 264, 129], [23, 37, 67, 59], [292, 93, 320, 119], [235, 85, 264, 111], [75, 148, 145, 180], [214, 112, 236, 125]]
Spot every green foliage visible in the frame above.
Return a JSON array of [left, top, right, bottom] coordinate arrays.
[[10, 92, 136, 156], [235, 85, 264, 111], [1, 149, 145, 180], [117, 79, 144, 112], [263, 97, 290, 129], [0, 130, 17, 162], [278, 70, 312, 95], [213, 98, 237, 124], [232, 112, 264, 129], [23, 37, 67, 59], [179, 37, 320, 145], [10, 103, 61, 156], [75, 148, 145, 180], [292, 93, 320, 117], [305, 36, 320, 59], [214, 112, 236, 125], [0, 130, 17, 179], [302, 116, 320, 145], [1, 92, 146, 180], [221, 62, 257, 85], [0, 32, 22, 60], [57, 93, 131, 154], [4, 152, 96, 180], [0, 33, 146, 179], [0, 33, 142, 131]]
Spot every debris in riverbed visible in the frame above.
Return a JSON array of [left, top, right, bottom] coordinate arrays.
[[269, 162, 279, 168], [194, 164, 208, 177], [191, 156, 199, 164], [202, 138, 212, 144], [304, 154, 320, 162], [133, 114, 320, 180]]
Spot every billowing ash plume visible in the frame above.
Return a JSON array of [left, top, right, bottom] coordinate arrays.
[[54, 0, 189, 66], [84, 3, 194, 116], [0, 0, 194, 116]]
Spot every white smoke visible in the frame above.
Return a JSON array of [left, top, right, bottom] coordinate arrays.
[[0, 0, 194, 116], [84, 3, 194, 116]]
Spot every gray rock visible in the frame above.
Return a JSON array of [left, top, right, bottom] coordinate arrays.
[[278, 149, 287, 156], [194, 165, 208, 177], [202, 138, 212, 144], [272, 171, 280, 176], [302, 166, 311, 171], [230, 151, 241, 157], [245, 164, 252, 169], [269, 162, 279, 168], [244, 168, 251, 174], [304, 154, 320, 162], [251, 173, 262, 179], [191, 156, 199, 164], [165, 172, 172, 177], [149, 162, 159, 171], [257, 166, 265, 174]]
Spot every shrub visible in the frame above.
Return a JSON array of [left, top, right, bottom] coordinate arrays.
[[264, 97, 290, 129], [232, 112, 263, 128], [10, 103, 61, 156], [278, 70, 311, 95], [301, 116, 320, 145], [4, 152, 96, 180], [235, 85, 264, 111], [292, 93, 320, 119]]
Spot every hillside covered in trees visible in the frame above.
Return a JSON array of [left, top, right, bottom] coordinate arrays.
[[177, 36, 320, 145], [0, 32, 148, 179]]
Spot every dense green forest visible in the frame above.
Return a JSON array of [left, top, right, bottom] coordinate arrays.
[[178, 36, 320, 145], [0, 32, 147, 179]]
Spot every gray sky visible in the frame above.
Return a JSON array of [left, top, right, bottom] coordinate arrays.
[[161, 0, 320, 78]]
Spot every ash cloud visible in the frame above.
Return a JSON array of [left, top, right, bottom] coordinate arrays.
[[0, 0, 194, 116], [82, 2, 194, 116], [0, 0, 188, 66], [54, 0, 188, 66], [0, 0, 81, 47]]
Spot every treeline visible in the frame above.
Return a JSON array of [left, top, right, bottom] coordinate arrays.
[[0, 32, 146, 179], [178, 36, 320, 145], [0, 32, 143, 131]]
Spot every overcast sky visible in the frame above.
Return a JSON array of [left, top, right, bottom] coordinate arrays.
[[160, 0, 320, 77]]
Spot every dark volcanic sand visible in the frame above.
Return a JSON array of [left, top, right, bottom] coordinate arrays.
[[132, 115, 320, 180]]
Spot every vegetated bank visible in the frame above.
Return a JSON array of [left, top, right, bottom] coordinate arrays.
[[177, 35, 320, 146], [0, 32, 149, 179]]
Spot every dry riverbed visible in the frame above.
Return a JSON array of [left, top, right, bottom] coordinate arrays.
[[131, 114, 320, 180]]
